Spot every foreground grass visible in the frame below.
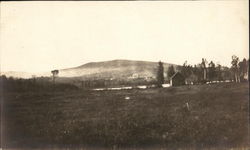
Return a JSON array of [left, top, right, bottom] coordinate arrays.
[[2, 83, 249, 149]]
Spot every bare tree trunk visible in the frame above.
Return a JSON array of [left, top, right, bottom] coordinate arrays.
[[238, 72, 241, 83], [52, 76, 55, 85], [235, 72, 240, 83], [203, 69, 207, 80]]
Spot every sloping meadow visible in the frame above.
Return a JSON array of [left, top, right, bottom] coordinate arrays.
[[2, 83, 249, 149]]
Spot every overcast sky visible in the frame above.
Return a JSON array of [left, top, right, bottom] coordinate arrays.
[[0, 1, 249, 73]]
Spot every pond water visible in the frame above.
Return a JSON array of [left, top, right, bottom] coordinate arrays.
[[93, 84, 171, 91]]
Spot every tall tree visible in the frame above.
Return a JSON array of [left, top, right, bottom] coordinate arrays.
[[167, 65, 175, 80], [201, 58, 208, 81], [181, 61, 192, 78], [239, 58, 248, 80], [208, 61, 216, 81], [51, 70, 59, 85], [231, 55, 240, 82], [157, 61, 164, 87], [193, 64, 203, 82], [216, 63, 222, 81]]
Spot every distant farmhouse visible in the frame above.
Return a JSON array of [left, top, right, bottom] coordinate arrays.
[[170, 72, 185, 86]]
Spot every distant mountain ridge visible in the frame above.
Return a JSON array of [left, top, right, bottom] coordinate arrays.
[[2, 59, 179, 79], [59, 59, 178, 79]]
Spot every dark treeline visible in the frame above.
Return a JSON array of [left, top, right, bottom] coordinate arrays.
[[0, 76, 78, 92], [162, 55, 249, 84]]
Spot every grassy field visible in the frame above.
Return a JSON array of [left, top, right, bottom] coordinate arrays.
[[2, 82, 249, 149]]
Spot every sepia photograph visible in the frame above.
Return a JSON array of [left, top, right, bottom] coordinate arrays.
[[0, 1, 249, 150]]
